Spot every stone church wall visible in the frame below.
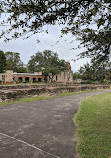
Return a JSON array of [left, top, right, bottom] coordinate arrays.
[[0, 63, 73, 83], [0, 70, 13, 83]]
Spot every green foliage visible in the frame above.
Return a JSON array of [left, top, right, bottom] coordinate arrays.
[[28, 50, 67, 81], [5, 52, 27, 72], [73, 72, 82, 80], [78, 57, 111, 82], [0, 50, 6, 73], [0, 0, 111, 61], [74, 92, 111, 158], [78, 28, 111, 62]]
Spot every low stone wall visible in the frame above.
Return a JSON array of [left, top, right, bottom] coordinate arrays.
[[0, 84, 110, 103], [0, 83, 79, 90], [0, 83, 110, 90]]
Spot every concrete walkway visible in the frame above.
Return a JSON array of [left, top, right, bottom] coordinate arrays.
[[0, 89, 111, 158]]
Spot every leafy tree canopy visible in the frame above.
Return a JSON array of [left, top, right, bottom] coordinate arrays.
[[0, 50, 7, 73], [27, 50, 67, 81], [5, 52, 27, 72], [0, 0, 111, 61], [78, 57, 111, 82]]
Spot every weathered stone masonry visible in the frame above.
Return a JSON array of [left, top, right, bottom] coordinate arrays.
[[0, 83, 110, 103], [0, 63, 73, 84], [13, 72, 44, 83]]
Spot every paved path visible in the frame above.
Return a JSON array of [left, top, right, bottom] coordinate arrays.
[[0, 89, 111, 158]]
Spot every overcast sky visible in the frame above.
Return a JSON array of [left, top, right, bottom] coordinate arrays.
[[0, 14, 90, 72]]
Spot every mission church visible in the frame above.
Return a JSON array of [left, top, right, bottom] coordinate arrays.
[[0, 63, 73, 84]]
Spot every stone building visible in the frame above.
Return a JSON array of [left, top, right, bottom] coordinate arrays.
[[0, 71, 44, 83], [0, 63, 73, 83], [0, 70, 13, 83], [13, 72, 44, 83], [48, 63, 73, 83]]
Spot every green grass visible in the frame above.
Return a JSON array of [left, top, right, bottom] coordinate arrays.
[[0, 96, 53, 105], [74, 92, 111, 158]]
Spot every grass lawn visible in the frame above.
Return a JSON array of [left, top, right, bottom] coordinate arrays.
[[74, 92, 111, 158]]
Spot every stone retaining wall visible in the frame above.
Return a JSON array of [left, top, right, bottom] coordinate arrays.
[[0, 83, 78, 90], [0, 84, 110, 103]]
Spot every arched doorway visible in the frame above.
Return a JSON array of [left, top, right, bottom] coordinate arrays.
[[13, 77, 15, 82], [33, 78, 36, 82], [38, 78, 42, 82], [18, 77, 23, 82], [25, 77, 29, 82], [56, 75, 58, 81]]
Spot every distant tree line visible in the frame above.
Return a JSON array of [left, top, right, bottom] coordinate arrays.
[[0, 50, 67, 82], [0, 50, 6, 73], [73, 57, 111, 83], [0, 50, 27, 73]]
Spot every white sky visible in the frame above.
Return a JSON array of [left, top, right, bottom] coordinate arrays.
[[0, 14, 90, 72]]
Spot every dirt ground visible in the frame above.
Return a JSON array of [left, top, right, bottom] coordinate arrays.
[[0, 89, 111, 158]]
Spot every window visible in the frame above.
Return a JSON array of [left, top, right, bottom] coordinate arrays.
[[2, 75, 5, 81]]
